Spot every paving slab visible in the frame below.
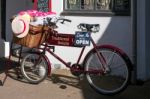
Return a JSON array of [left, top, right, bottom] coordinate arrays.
[[0, 69, 150, 99]]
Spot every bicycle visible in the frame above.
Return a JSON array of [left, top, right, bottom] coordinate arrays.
[[20, 17, 132, 95]]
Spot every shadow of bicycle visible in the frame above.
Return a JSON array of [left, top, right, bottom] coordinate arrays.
[[47, 73, 81, 89], [0, 57, 29, 84], [46, 69, 98, 94]]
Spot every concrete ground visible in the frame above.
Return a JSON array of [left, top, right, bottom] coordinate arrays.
[[0, 58, 150, 99]]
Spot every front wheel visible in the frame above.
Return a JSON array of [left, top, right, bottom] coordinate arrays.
[[83, 46, 132, 95], [21, 52, 48, 84]]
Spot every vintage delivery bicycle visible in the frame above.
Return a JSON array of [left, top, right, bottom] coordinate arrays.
[[20, 17, 132, 95]]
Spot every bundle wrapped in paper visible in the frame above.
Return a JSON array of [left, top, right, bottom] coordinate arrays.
[[19, 10, 56, 26]]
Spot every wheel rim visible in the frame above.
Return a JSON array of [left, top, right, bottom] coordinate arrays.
[[85, 49, 129, 94], [22, 54, 47, 82]]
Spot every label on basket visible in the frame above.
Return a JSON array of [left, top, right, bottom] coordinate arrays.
[[47, 34, 75, 46], [74, 32, 91, 46]]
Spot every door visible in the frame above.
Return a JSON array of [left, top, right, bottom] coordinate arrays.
[[0, 0, 1, 37]]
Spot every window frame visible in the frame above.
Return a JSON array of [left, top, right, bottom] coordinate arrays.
[[61, 0, 130, 16], [33, 0, 52, 12]]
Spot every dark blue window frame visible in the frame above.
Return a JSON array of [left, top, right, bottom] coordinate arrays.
[[61, 0, 130, 16]]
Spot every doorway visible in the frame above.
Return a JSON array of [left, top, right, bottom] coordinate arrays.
[[0, 0, 1, 37]]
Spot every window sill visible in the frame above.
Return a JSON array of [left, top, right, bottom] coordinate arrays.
[[61, 11, 130, 17]]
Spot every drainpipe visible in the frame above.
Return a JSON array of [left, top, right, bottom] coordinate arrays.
[[131, 0, 138, 83], [1, 0, 6, 40]]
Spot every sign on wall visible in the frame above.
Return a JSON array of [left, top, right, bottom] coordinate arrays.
[[37, 0, 50, 12]]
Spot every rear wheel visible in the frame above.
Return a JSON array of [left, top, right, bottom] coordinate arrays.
[[21, 52, 48, 84], [84, 47, 131, 95]]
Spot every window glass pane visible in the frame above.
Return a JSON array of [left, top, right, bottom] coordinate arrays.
[[64, 0, 130, 15], [81, 0, 94, 10], [66, 0, 80, 10], [37, 0, 49, 12], [114, 0, 130, 11], [96, 0, 111, 10]]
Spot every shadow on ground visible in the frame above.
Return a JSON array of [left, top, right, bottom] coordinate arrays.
[[46, 70, 150, 99], [0, 57, 29, 84], [0, 58, 150, 99]]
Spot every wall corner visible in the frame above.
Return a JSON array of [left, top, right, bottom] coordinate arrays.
[[0, 39, 10, 58]]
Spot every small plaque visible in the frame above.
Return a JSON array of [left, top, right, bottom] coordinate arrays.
[[74, 32, 91, 46]]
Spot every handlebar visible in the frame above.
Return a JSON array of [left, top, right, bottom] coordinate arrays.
[[57, 18, 72, 24], [45, 17, 99, 33], [45, 17, 72, 28]]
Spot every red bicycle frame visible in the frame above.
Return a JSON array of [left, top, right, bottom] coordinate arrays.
[[39, 34, 107, 75]]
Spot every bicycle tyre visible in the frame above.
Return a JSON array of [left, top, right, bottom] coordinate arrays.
[[21, 52, 48, 84], [83, 45, 132, 95]]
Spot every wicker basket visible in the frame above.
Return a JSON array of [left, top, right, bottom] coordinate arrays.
[[13, 25, 49, 48]]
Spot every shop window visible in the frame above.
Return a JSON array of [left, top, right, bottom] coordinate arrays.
[[62, 0, 130, 16], [33, 0, 51, 12]]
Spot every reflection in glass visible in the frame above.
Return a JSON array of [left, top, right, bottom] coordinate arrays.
[[66, 0, 80, 10], [65, 0, 130, 14], [37, 0, 49, 12], [81, 0, 94, 10], [114, 0, 130, 11], [96, 0, 111, 10]]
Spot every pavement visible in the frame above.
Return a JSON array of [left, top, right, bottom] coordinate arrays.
[[0, 58, 150, 99]]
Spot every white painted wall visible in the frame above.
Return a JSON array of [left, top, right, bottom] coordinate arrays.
[[1, 0, 150, 80], [3, 0, 132, 71], [49, 0, 132, 69]]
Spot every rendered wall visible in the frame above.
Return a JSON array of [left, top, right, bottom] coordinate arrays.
[[4, 0, 132, 71], [2, 0, 150, 80], [50, 0, 132, 69], [6, 0, 33, 41]]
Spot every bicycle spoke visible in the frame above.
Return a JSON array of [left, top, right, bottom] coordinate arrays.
[[21, 53, 48, 84], [84, 47, 130, 95], [107, 51, 116, 66]]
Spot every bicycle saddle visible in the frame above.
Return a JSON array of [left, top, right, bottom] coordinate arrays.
[[78, 23, 100, 32]]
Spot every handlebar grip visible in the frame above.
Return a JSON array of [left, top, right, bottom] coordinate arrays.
[[64, 19, 72, 22]]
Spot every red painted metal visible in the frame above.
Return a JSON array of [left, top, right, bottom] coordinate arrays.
[[49, 0, 52, 12], [33, 0, 37, 10], [43, 54, 52, 75], [47, 34, 75, 47], [90, 38, 107, 70], [76, 47, 86, 64]]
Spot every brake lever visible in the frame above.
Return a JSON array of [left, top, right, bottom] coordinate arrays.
[[60, 20, 65, 24]]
